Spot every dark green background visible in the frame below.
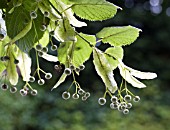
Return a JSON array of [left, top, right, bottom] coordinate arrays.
[[0, 0, 170, 130]]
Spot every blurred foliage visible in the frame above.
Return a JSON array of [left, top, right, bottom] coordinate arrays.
[[1, 0, 170, 130]]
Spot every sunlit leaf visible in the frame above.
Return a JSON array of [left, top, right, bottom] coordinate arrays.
[[96, 26, 141, 46], [70, 0, 121, 21]]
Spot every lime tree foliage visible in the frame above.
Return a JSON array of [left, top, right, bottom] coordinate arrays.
[[0, 0, 157, 113]]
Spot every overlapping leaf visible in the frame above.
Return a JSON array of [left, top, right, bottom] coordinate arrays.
[[93, 48, 117, 93], [58, 33, 95, 67], [69, 0, 121, 21], [105, 46, 124, 70], [54, 18, 75, 42], [96, 26, 141, 46], [6, 5, 45, 52]]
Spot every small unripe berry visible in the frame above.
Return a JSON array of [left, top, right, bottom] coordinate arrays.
[[38, 51, 43, 57], [120, 102, 127, 107], [111, 96, 118, 103], [62, 91, 70, 100], [45, 73, 52, 79], [40, 24, 46, 31], [36, 44, 42, 51], [79, 65, 85, 70], [69, 65, 75, 70], [41, 47, 48, 53], [110, 103, 118, 109], [31, 89, 38, 96], [78, 89, 85, 95], [124, 95, 132, 101], [82, 96, 87, 101], [54, 65, 62, 70], [3, 56, 10, 61], [14, 59, 19, 64], [72, 93, 79, 99], [20, 89, 27, 96], [0, 56, 4, 61], [98, 97, 106, 105], [38, 79, 45, 85], [123, 109, 129, 114], [75, 68, 80, 73], [51, 45, 57, 51], [30, 11, 37, 19], [126, 103, 132, 109], [29, 76, 35, 82], [118, 105, 123, 112], [0, 33, 4, 40], [64, 68, 71, 75], [44, 11, 49, 17], [10, 86, 17, 93], [133, 96, 140, 102], [1, 84, 8, 90], [85, 92, 90, 98]]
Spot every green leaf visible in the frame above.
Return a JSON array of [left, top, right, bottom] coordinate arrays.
[[58, 42, 72, 67], [93, 48, 117, 93], [58, 33, 95, 67], [17, 51, 32, 81], [51, 73, 67, 90], [6, 6, 45, 52], [54, 18, 76, 42], [105, 46, 124, 60], [96, 25, 142, 46], [72, 33, 95, 67], [10, 20, 32, 44], [34, 31, 49, 47], [104, 46, 124, 70], [69, 0, 121, 21], [38, 0, 61, 21], [6, 45, 18, 85], [0, 62, 5, 75], [0, 0, 8, 9]]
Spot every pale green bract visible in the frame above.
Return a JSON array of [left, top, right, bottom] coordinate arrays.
[[17, 51, 32, 81], [51, 73, 67, 90], [0, 37, 9, 74], [51, 0, 87, 27], [93, 48, 117, 93], [41, 53, 58, 62], [118, 60, 157, 88], [6, 45, 19, 85], [96, 25, 142, 46], [69, 0, 121, 21]]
